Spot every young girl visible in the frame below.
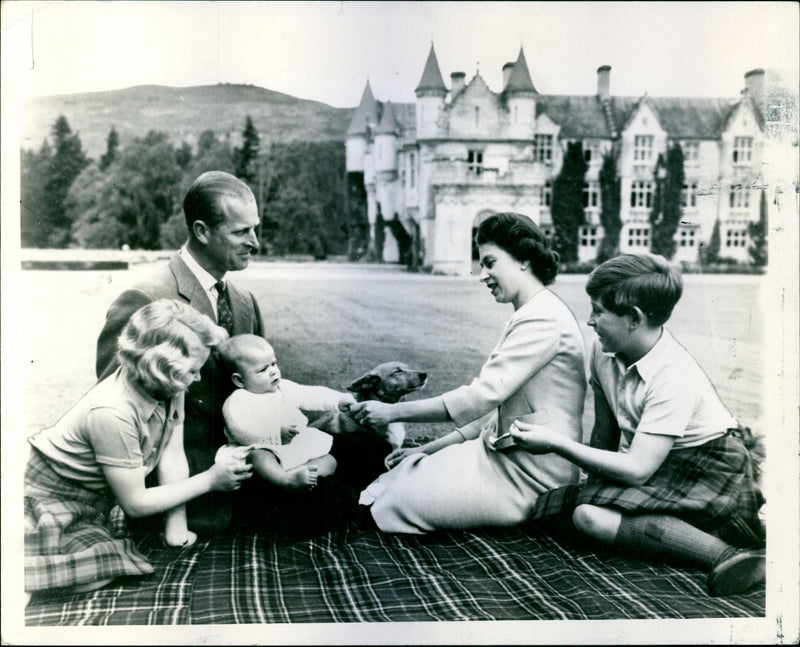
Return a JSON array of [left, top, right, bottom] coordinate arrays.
[[24, 299, 252, 600]]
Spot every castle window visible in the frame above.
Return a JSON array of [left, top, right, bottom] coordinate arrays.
[[533, 135, 553, 162], [633, 135, 654, 161], [580, 226, 600, 247], [467, 150, 483, 176], [630, 181, 654, 208], [725, 228, 748, 248], [677, 226, 697, 247], [627, 226, 651, 248], [681, 182, 698, 208], [475, 107, 480, 127], [729, 184, 751, 210], [540, 181, 552, 207], [733, 137, 753, 164], [409, 152, 416, 188], [583, 182, 600, 209]]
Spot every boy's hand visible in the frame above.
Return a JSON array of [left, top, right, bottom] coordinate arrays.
[[384, 446, 423, 470], [508, 421, 561, 454], [280, 425, 299, 444], [338, 394, 357, 412]]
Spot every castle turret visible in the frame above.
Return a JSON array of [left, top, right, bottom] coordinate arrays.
[[504, 47, 537, 139], [375, 101, 400, 174], [346, 81, 378, 172], [415, 44, 447, 139]]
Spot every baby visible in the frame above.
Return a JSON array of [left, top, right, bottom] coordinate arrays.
[[217, 335, 353, 490]]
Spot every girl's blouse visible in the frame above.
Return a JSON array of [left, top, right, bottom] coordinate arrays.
[[28, 368, 184, 491]]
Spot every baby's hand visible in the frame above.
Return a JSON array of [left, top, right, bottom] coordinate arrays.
[[508, 421, 560, 454], [338, 394, 357, 413], [280, 425, 299, 444]]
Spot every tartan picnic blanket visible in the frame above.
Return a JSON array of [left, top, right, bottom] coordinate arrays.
[[25, 523, 764, 625]]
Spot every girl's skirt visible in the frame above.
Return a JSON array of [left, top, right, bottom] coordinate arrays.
[[575, 430, 765, 547], [25, 447, 154, 592]]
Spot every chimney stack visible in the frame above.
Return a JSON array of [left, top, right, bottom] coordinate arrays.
[[451, 72, 466, 95], [502, 62, 515, 89], [597, 65, 611, 101], [744, 68, 765, 109]]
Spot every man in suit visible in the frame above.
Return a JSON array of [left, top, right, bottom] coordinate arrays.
[[96, 171, 265, 533]]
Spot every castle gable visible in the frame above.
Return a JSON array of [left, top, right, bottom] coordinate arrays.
[[446, 74, 506, 139]]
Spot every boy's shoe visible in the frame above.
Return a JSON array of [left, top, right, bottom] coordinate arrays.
[[707, 547, 766, 596]]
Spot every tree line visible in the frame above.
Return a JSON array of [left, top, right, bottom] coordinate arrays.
[[20, 115, 366, 259], [20, 116, 766, 267]]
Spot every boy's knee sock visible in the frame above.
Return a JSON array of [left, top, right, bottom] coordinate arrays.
[[614, 514, 731, 571]]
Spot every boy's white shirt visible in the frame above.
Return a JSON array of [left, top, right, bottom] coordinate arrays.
[[590, 328, 738, 451]]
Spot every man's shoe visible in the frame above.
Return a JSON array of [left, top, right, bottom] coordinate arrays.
[[707, 548, 765, 596]]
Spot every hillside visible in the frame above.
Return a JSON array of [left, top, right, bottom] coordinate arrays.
[[20, 84, 355, 158]]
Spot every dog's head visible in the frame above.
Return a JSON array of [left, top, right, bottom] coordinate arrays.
[[347, 362, 427, 403]]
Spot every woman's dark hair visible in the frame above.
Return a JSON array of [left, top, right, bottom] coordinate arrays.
[[475, 212, 560, 285]]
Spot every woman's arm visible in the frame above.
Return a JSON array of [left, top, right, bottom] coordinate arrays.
[[510, 422, 675, 486], [349, 396, 450, 427]]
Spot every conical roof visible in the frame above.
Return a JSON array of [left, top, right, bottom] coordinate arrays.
[[376, 101, 400, 135], [415, 44, 447, 96], [347, 80, 378, 136], [505, 47, 537, 95]]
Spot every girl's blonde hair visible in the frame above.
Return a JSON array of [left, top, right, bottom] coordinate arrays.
[[117, 299, 228, 395]]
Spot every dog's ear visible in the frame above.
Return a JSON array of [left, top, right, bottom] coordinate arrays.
[[348, 373, 381, 395]]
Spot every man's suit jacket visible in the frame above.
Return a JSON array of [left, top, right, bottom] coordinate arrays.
[[96, 254, 265, 533]]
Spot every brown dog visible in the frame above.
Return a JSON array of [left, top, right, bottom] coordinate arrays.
[[309, 362, 427, 449]]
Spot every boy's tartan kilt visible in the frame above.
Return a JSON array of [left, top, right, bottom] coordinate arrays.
[[24, 447, 155, 592], [531, 431, 765, 548]]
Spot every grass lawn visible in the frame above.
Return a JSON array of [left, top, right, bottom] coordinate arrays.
[[10, 261, 765, 446]]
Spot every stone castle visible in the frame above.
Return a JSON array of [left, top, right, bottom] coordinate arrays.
[[345, 45, 785, 274]]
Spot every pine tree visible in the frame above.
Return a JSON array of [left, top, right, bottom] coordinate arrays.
[[597, 147, 622, 262], [650, 144, 685, 259], [748, 188, 768, 266], [42, 116, 90, 247], [551, 141, 587, 263], [234, 116, 260, 185], [20, 140, 53, 248], [99, 126, 119, 171], [699, 218, 721, 265]]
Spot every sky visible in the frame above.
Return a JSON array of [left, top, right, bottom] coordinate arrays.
[[2, 1, 799, 108]]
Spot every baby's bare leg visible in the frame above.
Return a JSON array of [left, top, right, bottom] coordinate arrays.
[[252, 449, 316, 490]]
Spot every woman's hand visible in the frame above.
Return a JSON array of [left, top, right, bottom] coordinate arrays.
[[508, 421, 562, 454], [349, 401, 395, 427], [384, 446, 424, 469]]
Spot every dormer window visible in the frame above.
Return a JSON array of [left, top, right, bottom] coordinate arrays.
[[633, 135, 654, 161], [733, 137, 753, 164], [475, 107, 480, 128]]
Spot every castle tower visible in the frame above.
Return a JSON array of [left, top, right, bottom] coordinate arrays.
[[415, 44, 447, 139], [346, 80, 378, 172], [504, 47, 537, 140], [375, 101, 400, 175]]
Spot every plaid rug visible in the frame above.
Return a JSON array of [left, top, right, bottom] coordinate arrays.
[[25, 523, 764, 626]]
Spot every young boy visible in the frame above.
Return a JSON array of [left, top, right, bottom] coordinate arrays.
[[512, 253, 765, 597], [217, 335, 353, 490]]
